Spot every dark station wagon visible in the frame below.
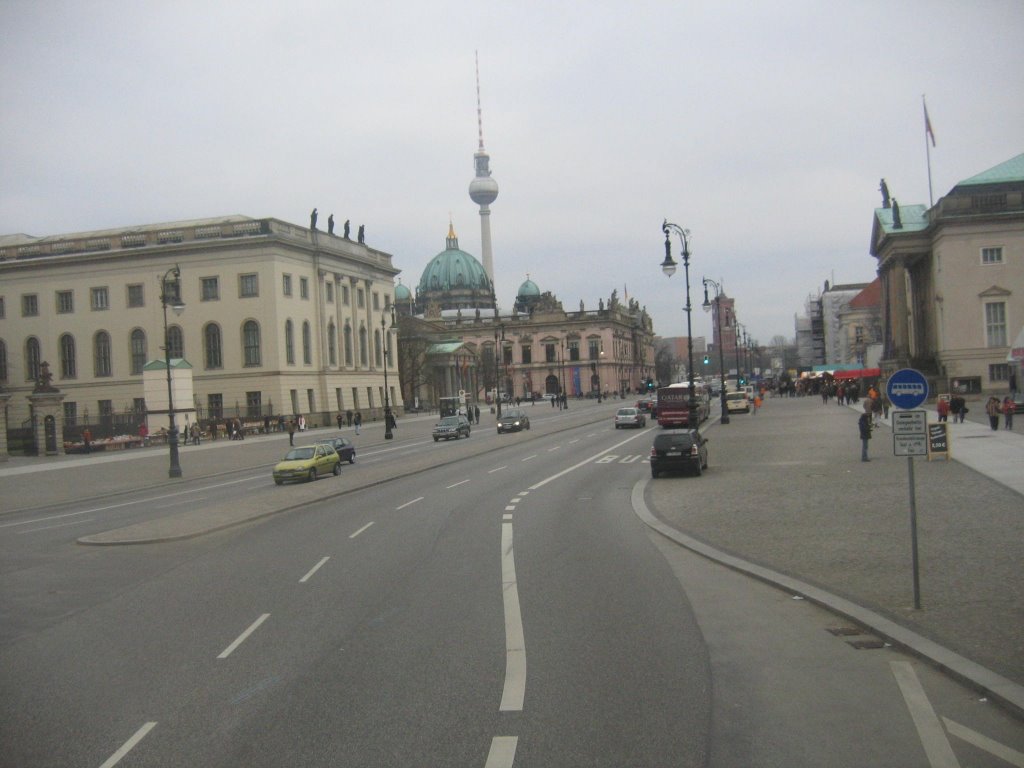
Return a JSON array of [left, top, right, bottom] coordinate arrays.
[[649, 429, 708, 478]]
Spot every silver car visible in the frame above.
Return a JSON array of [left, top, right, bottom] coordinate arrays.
[[614, 407, 647, 429]]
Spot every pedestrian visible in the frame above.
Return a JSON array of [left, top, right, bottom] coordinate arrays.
[[82, 427, 92, 454], [474, 404, 481, 424], [354, 411, 362, 435], [264, 415, 271, 434], [298, 415, 306, 432], [386, 411, 397, 431], [950, 394, 966, 423], [337, 412, 344, 430], [752, 394, 761, 414], [138, 423, 149, 447], [882, 394, 891, 421], [936, 396, 949, 423], [1003, 396, 1015, 430], [346, 409, 353, 427], [277, 414, 285, 433], [858, 411, 872, 462], [985, 396, 1001, 431], [287, 419, 296, 446], [871, 394, 883, 427]]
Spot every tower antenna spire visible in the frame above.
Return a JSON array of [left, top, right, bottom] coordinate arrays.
[[475, 50, 485, 151]]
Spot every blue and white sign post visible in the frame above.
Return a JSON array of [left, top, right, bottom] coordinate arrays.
[[885, 368, 929, 609]]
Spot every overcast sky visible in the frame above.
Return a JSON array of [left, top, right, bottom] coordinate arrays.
[[2, 0, 1021, 345]]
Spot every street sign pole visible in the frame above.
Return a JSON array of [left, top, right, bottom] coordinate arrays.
[[887, 369, 929, 610]]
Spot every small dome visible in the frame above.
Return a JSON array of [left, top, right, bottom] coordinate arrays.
[[394, 281, 411, 301], [517, 278, 540, 298]]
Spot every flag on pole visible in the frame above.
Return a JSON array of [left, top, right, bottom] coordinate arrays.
[[924, 100, 936, 146]]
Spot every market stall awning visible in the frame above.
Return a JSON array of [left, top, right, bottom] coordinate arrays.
[[832, 367, 881, 380]]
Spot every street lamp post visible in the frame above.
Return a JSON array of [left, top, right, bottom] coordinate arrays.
[[160, 266, 185, 478], [702, 278, 730, 424], [661, 220, 697, 428], [733, 321, 745, 385], [493, 323, 504, 419], [381, 305, 395, 439]]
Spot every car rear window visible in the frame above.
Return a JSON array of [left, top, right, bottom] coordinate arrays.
[[653, 433, 694, 450]]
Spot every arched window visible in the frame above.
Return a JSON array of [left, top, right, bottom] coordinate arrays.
[[327, 321, 337, 366], [59, 333, 76, 379], [243, 320, 261, 367], [166, 325, 183, 359], [92, 332, 112, 377], [302, 321, 312, 365], [129, 329, 146, 374], [374, 329, 382, 367], [25, 337, 41, 381], [344, 323, 353, 366], [285, 319, 295, 365], [204, 323, 222, 369], [359, 325, 368, 366], [0, 339, 7, 382]]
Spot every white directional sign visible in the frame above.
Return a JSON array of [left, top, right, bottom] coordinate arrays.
[[892, 408, 928, 456]]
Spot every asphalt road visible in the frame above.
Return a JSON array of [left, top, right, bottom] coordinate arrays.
[[1, 402, 1022, 766]]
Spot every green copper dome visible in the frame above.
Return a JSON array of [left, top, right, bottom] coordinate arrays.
[[394, 280, 412, 301], [417, 223, 493, 296], [517, 277, 540, 297]]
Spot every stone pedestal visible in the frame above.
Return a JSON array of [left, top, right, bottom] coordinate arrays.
[[28, 392, 66, 456]]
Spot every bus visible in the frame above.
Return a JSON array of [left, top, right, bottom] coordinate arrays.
[[439, 394, 469, 417], [656, 382, 711, 428]]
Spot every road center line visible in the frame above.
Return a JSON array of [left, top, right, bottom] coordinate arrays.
[[942, 717, 1024, 766], [299, 557, 330, 583], [395, 497, 423, 510], [484, 735, 518, 767], [890, 661, 961, 768], [98, 721, 157, 768], [499, 522, 526, 712], [447, 479, 471, 488], [17, 518, 94, 534], [218, 613, 270, 659], [349, 522, 375, 539], [488, 466, 507, 474], [528, 431, 649, 491]]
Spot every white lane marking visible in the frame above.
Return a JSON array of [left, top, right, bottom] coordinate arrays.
[[218, 613, 270, 660], [568, 439, 580, 444], [510, 497, 522, 503], [395, 497, 424, 510], [499, 522, 526, 712], [518, 491, 530, 496], [17, 518, 94, 534], [489, 466, 507, 474], [504, 506, 516, 511], [299, 557, 330, 583], [447, 479, 471, 489], [98, 721, 157, 768], [349, 522, 375, 539], [521, 455, 536, 461], [619, 455, 643, 464], [528, 430, 650, 491], [547, 446, 560, 452], [484, 735, 518, 768], [943, 717, 1024, 766], [890, 661, 961, 768], [503, 514, 513, 520], [0, 475, 257, 529]]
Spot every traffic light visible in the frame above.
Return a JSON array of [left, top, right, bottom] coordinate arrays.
[[646, 378, 655, 391], [739, 376, 746, 386], [703, 354, 710, 365]]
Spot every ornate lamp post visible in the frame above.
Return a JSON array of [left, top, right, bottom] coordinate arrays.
[[160, 266, 185, 478], [734, 321, 746, 385], [702, 278, 730, 424], [493, 322, 504, 419], [381, 304, 395, 439], [661, 220, 697, 427]]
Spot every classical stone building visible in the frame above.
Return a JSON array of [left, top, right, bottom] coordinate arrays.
[[870, 153, 1023, 396], [0, 215, 401, 452], [394, 226, 656, 409]]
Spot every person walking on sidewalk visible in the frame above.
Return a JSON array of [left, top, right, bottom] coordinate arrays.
[[287, 419, 296, 446], [858, 411, 873, 462], [985, 396, 1001, 431], [1003, 396, 1015, 430], [936, 396, 949, 423], [354, 411, 362, 435]]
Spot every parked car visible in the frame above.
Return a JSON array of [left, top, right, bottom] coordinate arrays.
[[432, 415, 472, 441], [725, 391, 750, 414], [614, 407, 647, 428], [273, 443, 341, 484], [317, 436, 356, 464], [497, 408, 531, 433], [636, 396, 657, 413], [649, 429, 708, 478]]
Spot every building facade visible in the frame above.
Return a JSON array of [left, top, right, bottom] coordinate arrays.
[[870, 153, 1023, 395], [0, 215, 402, 449]]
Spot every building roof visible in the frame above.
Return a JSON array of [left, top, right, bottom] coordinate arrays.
[[848, 278, 881, 309], [874, 203, 929, 235], [955, 152, 1024, 187]]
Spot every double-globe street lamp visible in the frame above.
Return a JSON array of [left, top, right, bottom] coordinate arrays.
[[381, 305, 396, 440], [702, 277, 730, 425], [734, 321, 746, 385], [160, 265, 185, 478], [661, 220, 697, 428]]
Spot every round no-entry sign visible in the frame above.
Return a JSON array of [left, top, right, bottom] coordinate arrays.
[[886, 368, 929, 410]]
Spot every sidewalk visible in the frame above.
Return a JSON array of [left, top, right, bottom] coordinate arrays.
[[644, 395, 1024, 717]]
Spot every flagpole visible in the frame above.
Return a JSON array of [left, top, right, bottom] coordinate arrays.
[[923, 95, 935, 207]]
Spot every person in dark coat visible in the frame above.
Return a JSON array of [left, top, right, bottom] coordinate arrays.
[[858, 412, 873, 462]]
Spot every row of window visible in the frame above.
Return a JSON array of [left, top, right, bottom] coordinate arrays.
[[483, 340, 603, 366], [1, 276, 389, 319], [0, 317, 395, 383]]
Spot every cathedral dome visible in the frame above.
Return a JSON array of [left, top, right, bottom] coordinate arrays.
[[394, 280, 412, 302], [416, 223, 494, 311], [517, 278, 540, 298]]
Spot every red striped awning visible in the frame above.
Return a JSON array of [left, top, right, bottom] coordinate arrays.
[[832, 368, 881, 380]]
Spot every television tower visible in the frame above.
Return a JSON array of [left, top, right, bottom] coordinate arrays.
[[468, 51, 498, 289]]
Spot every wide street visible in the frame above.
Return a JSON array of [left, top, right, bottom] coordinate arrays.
[[1, 397, 1022, 766]]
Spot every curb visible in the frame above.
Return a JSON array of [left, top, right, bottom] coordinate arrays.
[[630, 478, 1024, 720]]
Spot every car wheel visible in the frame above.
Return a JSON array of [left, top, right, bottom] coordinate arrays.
[[434, 437, 439, 442], [693, 460, 702, 477], [308, 468, 318, 482], [651, 468, 658, 478], [333, 462, 341, 476], [274, 479, 284, 486], [349, 453, 356, 464]]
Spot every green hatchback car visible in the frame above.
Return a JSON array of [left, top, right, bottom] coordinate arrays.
[[273, 444, 341, 484]]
